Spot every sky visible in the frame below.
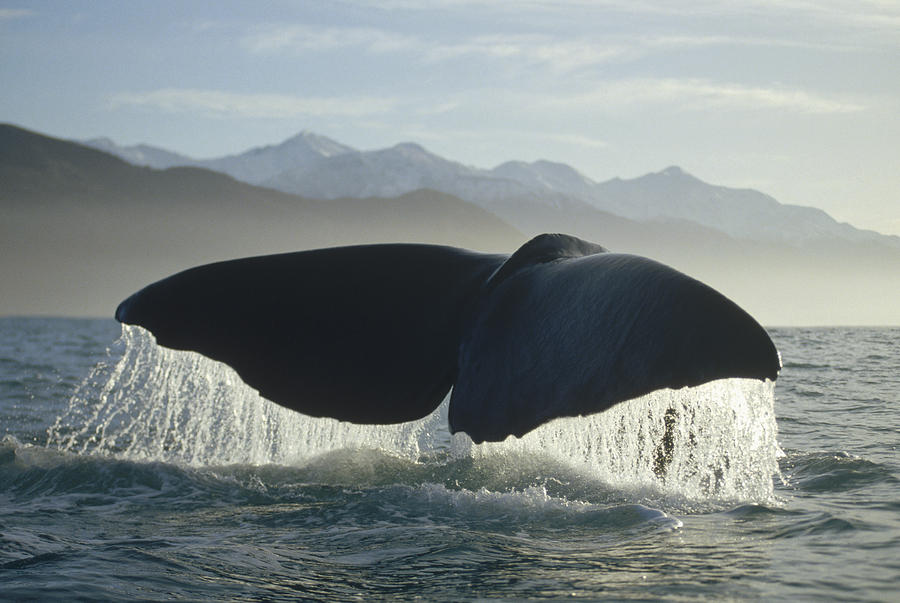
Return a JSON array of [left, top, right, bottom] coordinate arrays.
[[2, 0, 899, 236]]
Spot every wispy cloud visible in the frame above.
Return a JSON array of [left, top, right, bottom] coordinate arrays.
[[423, 34, 628, 72], [241, 25, 631, 72], [241, 24, 419, 54], [109, 88, 400, 119], [0, 8, 34, 20], [239, 21, 867, 76], [423, 33, 854, 71], [344, 0, 900, 20], [547, 78, 866, 114], [243, 25, 631, 71], [340, 0, 900, 43], [547, 133, 608, 149], [736, 0, 900, 29], [107, 80, 864, 125]]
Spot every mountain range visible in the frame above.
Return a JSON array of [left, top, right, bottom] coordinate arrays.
[[2, 124, 522, 316], [82, 133, 899, 249]]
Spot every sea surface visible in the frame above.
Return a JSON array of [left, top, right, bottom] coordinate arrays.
[[1, 318, 898, 601]]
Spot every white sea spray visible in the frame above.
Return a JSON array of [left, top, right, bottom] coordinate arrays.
[[49, 324, 781, 502]]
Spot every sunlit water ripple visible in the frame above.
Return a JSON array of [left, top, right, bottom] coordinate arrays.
[[1, 318, 898, 601]]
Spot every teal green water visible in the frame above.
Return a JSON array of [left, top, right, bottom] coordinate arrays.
[[1, 319, 898, 601]]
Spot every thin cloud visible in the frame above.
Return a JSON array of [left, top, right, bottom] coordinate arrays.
[[0, 8, 34, 20], [549, 79, 866, 114], [342, 0, 900, 39], [424, 34, 628, 71], [240, 25, 630, 72], [424, 33, 857, 71], [547, 133, 608, 149], [415, 101, 461, 116], [241, 24, 419, 54], [109, 88, 401, 119], [243, 25, 629, 71], [737, 0, 900, 28], [345, 0, 899, 18], [107, 80, 864, 124], [238, 22, 868, 76]]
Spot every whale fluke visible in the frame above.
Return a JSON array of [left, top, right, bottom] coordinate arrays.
[[116, 234, 780, 442]]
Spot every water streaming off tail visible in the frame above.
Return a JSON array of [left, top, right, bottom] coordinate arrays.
[[49, 325, 780, 501], [48, 325, 445, 466], [455, 379, 780, 501]]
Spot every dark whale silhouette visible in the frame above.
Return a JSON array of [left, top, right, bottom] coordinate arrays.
[[115, 233, 780, 443]]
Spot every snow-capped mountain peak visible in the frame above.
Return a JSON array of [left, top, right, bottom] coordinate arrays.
[[659, 165, 686, 177], [279, 130, 354, 158]]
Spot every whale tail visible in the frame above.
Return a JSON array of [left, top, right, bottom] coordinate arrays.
[[116, 234, 780, 442]]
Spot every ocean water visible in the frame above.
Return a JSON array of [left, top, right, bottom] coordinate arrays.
[[1, 318, 898, 601]]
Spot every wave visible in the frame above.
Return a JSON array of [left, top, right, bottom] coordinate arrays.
[[3, 436, 680, 535], [779, 449, 898, 494]]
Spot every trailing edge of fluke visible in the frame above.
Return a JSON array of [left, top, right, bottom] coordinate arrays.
[[115, 233, 780, 443]]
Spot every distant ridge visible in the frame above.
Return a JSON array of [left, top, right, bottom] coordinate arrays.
[[81, 137, 194, 170], [1, 124, 525, 316]]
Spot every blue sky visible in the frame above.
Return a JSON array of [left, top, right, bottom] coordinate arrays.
[[2, 0, 898, 235]]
